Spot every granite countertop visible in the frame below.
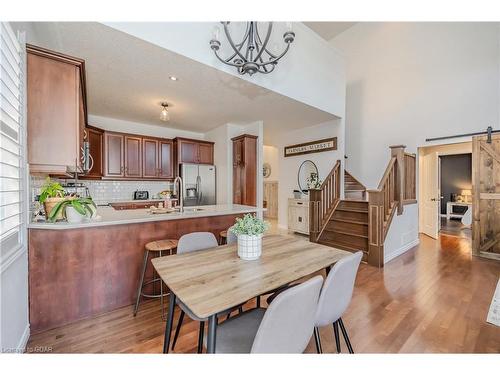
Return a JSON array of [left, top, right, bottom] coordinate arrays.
[[29, 204, 261, 230]]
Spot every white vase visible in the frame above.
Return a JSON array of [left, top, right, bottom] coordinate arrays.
[[237, 234, 263, 260], [65, 206, 86, 223]]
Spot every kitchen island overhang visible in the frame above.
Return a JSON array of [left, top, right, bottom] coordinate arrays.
[[28, 204, 261, 333]]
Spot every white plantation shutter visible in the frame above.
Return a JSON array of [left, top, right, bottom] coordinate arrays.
[[0, 22, 25, 257]]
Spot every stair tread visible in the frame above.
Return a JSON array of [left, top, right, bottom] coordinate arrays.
[[345, 188, 366, 191], [336, 207, 368, 213], [318, 240, 367, 253], [331, 217, 368, 225], [324, 228, 368, 239], [342, 198, 368, 202]]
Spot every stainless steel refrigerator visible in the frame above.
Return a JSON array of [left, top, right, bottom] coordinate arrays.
[[179, 163, 216, 206]]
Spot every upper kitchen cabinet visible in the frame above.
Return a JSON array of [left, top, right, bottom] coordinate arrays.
[[174, 137, 214, 166], [142, 138, 174, 179], [158, 140, 174, 179], [103, 131, 124, 177], [84, 126, 103, 179], [124, 135, 142, 178], [27, 44, 87, 175]]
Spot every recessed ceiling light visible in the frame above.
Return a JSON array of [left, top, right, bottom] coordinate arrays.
[[169, 76, 178, 81]]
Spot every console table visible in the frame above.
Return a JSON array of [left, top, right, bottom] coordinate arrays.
[[446, 201, 472, 220]]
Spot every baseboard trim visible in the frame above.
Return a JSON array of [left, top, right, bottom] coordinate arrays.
[[17, 324, 30, 352], [384, 238, 420, 264]]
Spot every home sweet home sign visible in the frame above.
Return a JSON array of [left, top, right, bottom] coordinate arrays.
[[284, 137, 337, 157]]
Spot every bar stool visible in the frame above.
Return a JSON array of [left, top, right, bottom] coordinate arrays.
[[133, 239, 178, 319], [219, 230, 228, 245]]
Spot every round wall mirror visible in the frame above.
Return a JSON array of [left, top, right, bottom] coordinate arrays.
[[263, 163, 271, 178], [297, 160, 319, 195]]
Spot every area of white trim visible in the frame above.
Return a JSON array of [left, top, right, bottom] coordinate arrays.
[[0, 244, 27, 274], [384, 238, 420, 264], [17, 324, 30, 352]]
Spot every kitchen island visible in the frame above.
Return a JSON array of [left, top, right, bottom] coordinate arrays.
[[28, 204, 260, 333]]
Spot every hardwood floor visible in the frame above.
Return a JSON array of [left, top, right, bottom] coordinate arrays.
[[26, 233, 500, 353]]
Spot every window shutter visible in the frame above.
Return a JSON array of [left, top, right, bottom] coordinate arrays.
[[0, 22, 25, 256]]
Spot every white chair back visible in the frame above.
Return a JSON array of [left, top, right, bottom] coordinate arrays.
[[177, 232, 218, 254], [315, 252, 362, 327], [251, 275, 323, 353]]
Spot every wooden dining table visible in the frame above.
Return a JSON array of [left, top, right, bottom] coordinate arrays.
[[151, 234, 351, 354]]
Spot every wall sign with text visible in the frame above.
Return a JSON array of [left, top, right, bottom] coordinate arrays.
[[284, 137, 337, 157]]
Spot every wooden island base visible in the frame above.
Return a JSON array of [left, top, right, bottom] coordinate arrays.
[[28, 214, 244, 333]]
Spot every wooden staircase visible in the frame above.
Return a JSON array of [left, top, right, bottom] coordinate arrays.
[[310, 146, 417, 267], [344, 170, 367, 200], [317, 200, 369, 259]]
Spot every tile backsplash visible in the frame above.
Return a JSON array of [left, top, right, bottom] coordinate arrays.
[[31, 176, 173, 205], [85, 180, 173, 205]]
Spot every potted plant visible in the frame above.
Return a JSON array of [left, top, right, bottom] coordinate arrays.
[[230, 214, 269, 260], [48, 197, 97, 223], [306, 172, 322, 189], [38, 177, 65, 220]]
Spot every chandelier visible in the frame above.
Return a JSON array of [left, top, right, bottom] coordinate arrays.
[[209, 22, 295, 76]]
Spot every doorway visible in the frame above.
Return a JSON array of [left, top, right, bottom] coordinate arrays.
[[418, 142, 472, 241]]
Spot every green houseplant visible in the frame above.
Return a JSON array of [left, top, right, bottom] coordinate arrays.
[[38, 177, 65, 220], [230, 214, 269, 260], [48, 197, 97, 223]]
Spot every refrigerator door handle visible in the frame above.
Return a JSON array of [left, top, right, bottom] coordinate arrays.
[[197, 175, 202, 204]]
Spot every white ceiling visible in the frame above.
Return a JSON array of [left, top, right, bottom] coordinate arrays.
[[22, 22, 336, 143], [303, 22, 357, 41]]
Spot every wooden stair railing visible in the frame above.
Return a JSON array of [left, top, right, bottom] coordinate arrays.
[[366, 145, 408, 267], [309, 160, 341, 242]]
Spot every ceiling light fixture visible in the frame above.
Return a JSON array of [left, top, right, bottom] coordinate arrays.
[[169, 76, 178, 81], [160, 102, 170, 122], [209, 22, 295, 76]]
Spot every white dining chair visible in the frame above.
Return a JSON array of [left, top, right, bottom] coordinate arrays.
[[206, 275, 323, 353], [226, 228, 238, 245], [170, 232, 243, 353], [313, 251, 363, 354]]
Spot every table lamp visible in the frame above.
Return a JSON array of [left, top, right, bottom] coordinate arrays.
[[461, 189, 472, 203]]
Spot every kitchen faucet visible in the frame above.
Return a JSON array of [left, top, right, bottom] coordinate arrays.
[[174, 176, 184, 213]]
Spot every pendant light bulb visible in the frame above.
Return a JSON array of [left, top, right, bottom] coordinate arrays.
[[160, 102, 170, 122]]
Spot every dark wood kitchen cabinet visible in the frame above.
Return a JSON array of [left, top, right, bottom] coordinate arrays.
[[104, 132, 124, 177], [124, 136, 142, 178], [159, 140, 174, 178], [84, 126, 103, 178], [232, 134, 257, 206], [27, 44, 87, 175], [174, 137, 214, 166], [142, 138, 174, 179], [142, 138, 159, 178]]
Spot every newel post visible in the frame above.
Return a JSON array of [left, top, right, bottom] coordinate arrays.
[[367, 189, 384, 267], [390, 145, 406, 215], [309, 189, 321, 242]]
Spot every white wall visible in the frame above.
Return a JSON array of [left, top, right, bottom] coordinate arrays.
[[88, 115, 204, 140], [205, 121, 264, 217], [331, 22, 500, 263], [331, 22, 499, 188], [103, 22, 346, 118], [263, 145, 279, 181], [275, 119, 344, 229]]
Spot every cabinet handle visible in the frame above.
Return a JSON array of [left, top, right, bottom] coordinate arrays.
[[298, 217, 302, 222], [297, 202, 303, 205]]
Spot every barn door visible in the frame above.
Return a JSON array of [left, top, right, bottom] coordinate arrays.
[[472, 133, 500, 260]]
